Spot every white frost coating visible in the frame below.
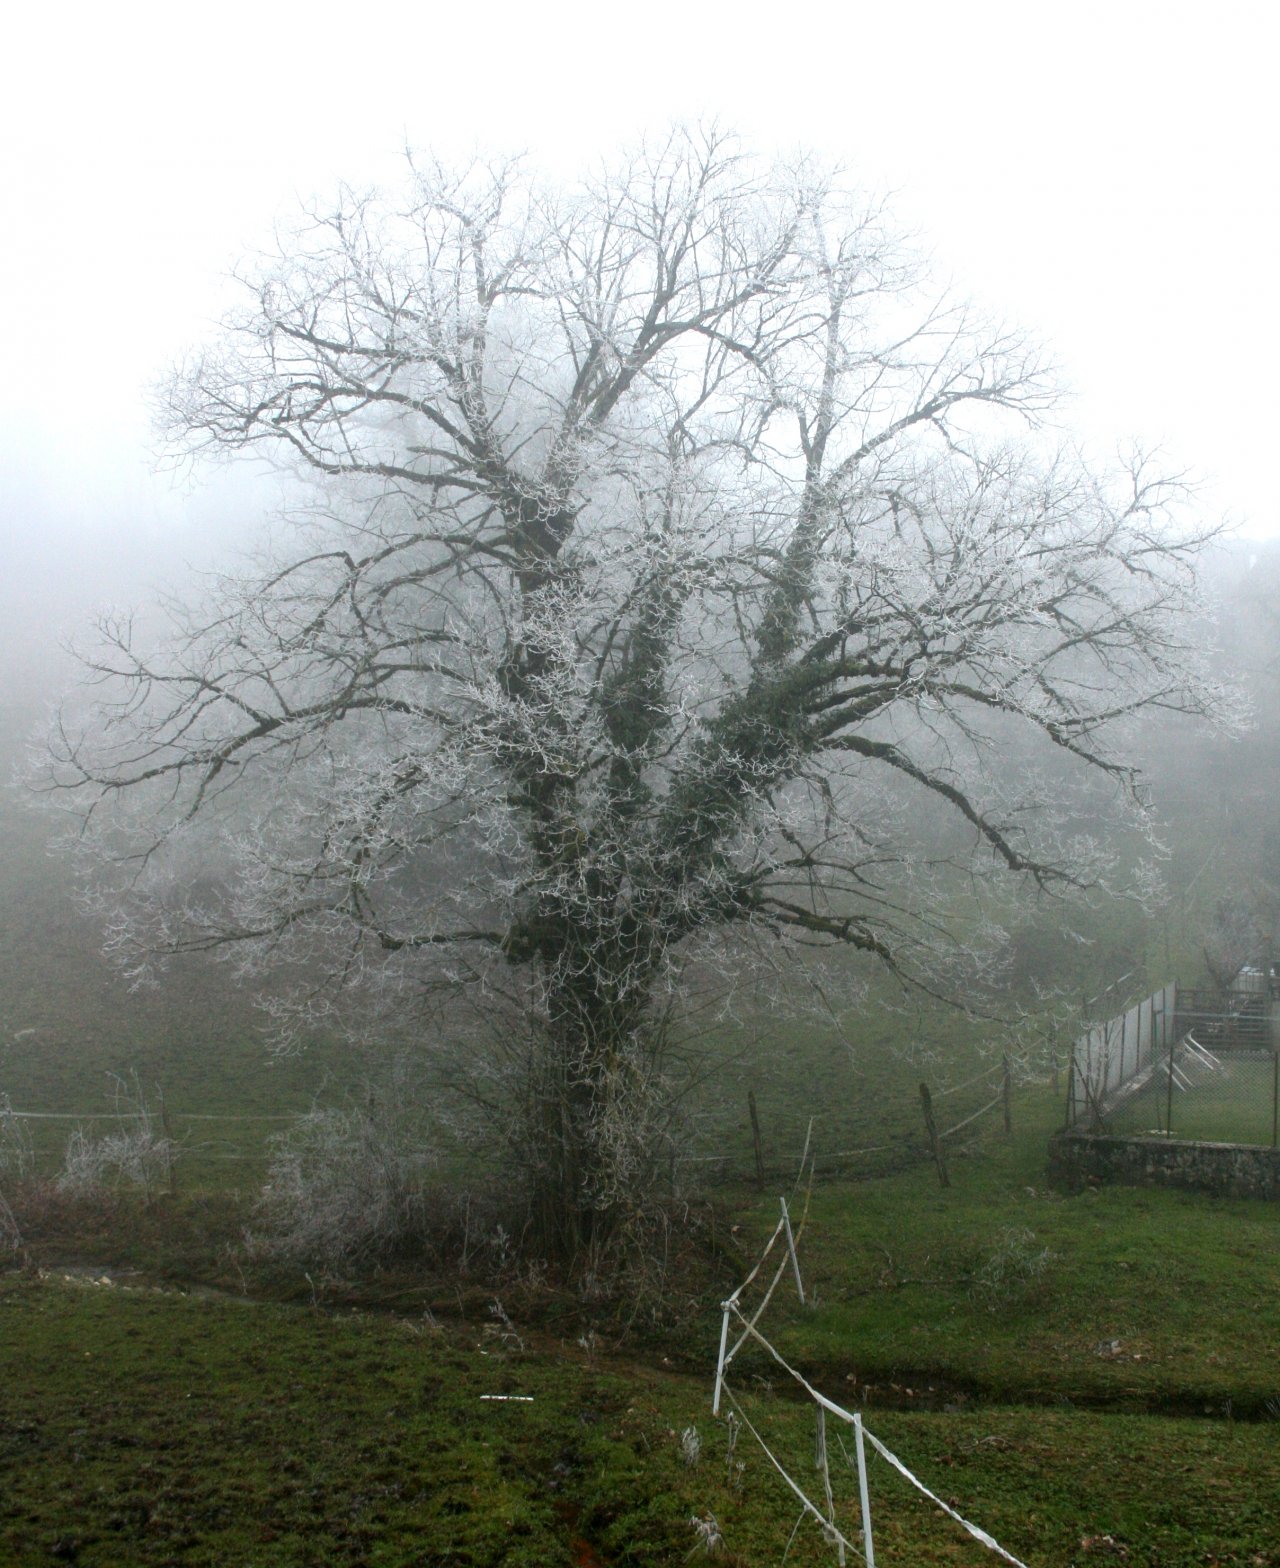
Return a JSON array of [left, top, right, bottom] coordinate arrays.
[[44, 130, 1236, 1255]]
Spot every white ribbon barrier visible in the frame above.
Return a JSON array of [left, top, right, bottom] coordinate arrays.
[[714, 1206, 1030, 1568]]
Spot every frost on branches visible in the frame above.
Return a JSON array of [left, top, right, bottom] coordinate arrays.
[[49, 130, 1228, 1259]]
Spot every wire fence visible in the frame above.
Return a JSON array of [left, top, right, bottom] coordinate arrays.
[[686, 1058, 1015, 1188], [1067, 982, 1280, 1148], [2, 1053, 1021, 1196], [708, 1194, 1029, 1566], [0, 1101, 281, 1191], [1065, 984, 1176, 1130], [1102, 1043, 1279, 1146]]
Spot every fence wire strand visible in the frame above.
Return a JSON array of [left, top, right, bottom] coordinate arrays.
[[713, 1207, 1031, 1567]]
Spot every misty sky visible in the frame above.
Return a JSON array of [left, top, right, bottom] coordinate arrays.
[[2, 0, 1276, 696]]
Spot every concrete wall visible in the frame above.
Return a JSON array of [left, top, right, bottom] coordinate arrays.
[[1049, 1131, 1280, 1201]]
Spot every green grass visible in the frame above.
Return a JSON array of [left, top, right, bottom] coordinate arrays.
[[679, 991, 1013, 1185], [1103, 1053, 1279, 1147], [2, 1271, 1278, 1567], [724, 1089, 1280, 1415], [1, 1086, 1278, 1564], [6, 767, 1280, 1563]]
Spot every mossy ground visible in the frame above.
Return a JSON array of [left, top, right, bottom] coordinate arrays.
[[3, 1082, 1280, 1567], [2, 1267, 1279, 1568]]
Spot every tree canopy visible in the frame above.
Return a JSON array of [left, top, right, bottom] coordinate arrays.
[[50, 129, 1226, 1258]]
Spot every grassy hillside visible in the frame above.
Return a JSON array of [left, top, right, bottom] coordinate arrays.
[[3, 1102, 1279, 1566], [5, 689, 1280, 1562]]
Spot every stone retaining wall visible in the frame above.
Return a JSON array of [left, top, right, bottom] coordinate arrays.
[[1048, 1131, 1280, 1200]]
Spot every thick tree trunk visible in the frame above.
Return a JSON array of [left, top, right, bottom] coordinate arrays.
[[521, 970, 657, 1264]]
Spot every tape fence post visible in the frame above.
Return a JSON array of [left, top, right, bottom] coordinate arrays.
[[712, 1304, 731, 1415], [854, 1412, 875, 1567]]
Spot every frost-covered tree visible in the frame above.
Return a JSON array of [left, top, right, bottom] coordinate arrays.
[[50, 130, 1227, 1259]]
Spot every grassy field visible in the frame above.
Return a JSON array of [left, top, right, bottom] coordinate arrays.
[[1102, 1052, 1280, 1148], [3, 1083, 1279, 1566], [5, 770, 1280, 1564], [2, 1252, 1278, 1568], [742, 1091, 1280, 1415]]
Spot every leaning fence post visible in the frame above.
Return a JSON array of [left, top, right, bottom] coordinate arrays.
[[918, 1083, 950, 1188], [747, 1089, 765, 1190], [712, 1302, 731, 1416], [854, 1411, 875, 1567], [780, 1197, 805, 1306]]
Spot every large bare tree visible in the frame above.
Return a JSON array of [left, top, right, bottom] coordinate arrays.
[[50, 130, 1225, 1259]]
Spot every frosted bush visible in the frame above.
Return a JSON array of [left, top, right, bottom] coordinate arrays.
[[0, 1191, 19, 1254], [55, 1077, 175, 1196], [0, 1095, 34, 1182], [254, 1102, 436, 1268], [970, 1226, 1054, 1310]]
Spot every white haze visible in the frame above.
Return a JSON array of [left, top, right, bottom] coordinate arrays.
[[1, 0, 1276, 713]]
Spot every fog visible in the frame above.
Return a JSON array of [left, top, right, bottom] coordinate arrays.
[[1, 2, 1276, 1087], [4, 6, 1275, 685]]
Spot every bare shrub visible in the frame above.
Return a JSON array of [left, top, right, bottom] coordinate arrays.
[[55, 1075, 175, 1198], [0, 1095, 34, 1183], [969, 1226, 1054, 1311], [0, 1191, 20, 1254], [688, 1512, 724, 1557], [252, 1099, 436, 1269], [0, 1097, 34, 1255]]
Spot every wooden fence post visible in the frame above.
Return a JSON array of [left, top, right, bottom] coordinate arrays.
[[747, 1090, 765, 1190], [157, 1085, 178, 1198], [918, 1083, 950, 1188]]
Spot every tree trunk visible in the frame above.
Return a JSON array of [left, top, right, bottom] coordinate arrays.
[[521, 975, 656, 1264]]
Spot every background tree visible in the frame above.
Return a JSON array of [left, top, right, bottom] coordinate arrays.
[[49, 130, 1228, 1263], [1201, 892, 1276, 999]]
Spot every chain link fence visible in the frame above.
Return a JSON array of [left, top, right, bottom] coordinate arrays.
[[1067, 981, 1280, 1149], [1102, 1043, 1279, 1147]]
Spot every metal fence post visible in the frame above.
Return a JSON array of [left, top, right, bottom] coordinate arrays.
[[1166, 1033, 1176, 1136], [1120, 1009, 1127, 1088], [1272, 1051, 1278, 1151]]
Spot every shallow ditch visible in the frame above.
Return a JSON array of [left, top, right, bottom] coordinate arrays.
[[8, 1260, 1278, 1425]]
